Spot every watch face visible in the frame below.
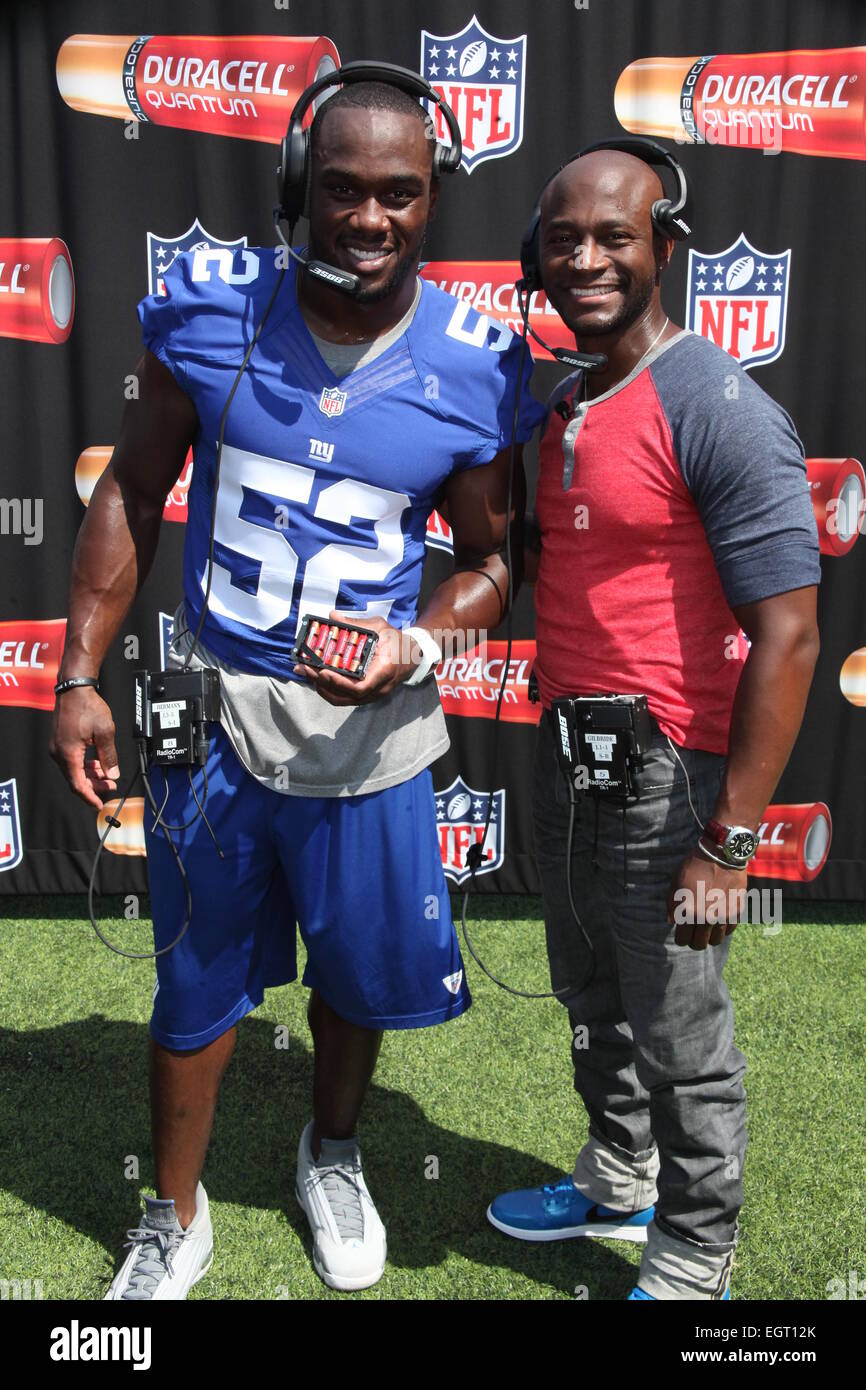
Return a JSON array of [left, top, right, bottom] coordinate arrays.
[[728, 830, 758, 862]]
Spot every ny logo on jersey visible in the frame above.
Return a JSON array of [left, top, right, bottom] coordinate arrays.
[[309, 438, 335, 462], [319, 387, 347, 417]]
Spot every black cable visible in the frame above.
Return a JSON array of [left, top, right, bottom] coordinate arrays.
[[459, 288, 596, 1001], [182, 255, 288, 672], [87, 753, 193, 960]]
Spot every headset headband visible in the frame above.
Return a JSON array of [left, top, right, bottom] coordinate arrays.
[[277, 60, 463, 228], [519, 136, 691, 294]]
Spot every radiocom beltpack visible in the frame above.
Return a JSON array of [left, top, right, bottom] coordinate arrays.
[[551, 693, 653, 797], [133, 668, 221, 766]]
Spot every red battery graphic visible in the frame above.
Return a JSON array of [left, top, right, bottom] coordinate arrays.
[[0, 238, 74, 343], [840, 648, 866, 707], [750, 803, 832, 882], [805, 458, 865, 556], [615, 49, 866, 159], [56, 35, 340, 143], [0, 619, 67, 711]]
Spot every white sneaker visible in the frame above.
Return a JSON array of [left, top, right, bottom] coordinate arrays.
[[295, 1121, 387, 1291], [104, 1182, 213, 1300]]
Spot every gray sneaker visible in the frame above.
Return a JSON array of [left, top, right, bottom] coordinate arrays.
[[295, 1122, 387, 1291], [104, 1182, 213, 1300]]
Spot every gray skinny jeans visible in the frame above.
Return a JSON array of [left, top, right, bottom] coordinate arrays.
[[532, 710, 747, 1299]]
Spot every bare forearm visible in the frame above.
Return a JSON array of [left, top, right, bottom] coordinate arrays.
[[414, 553, 513, 648], [59, 470, 163, 678], [714, 630, 820, 828]]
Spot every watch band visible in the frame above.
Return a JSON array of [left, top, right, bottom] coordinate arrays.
[[402, 626, 442, 687], [54, 676, 100, 696], [697, 839, 743, 871]]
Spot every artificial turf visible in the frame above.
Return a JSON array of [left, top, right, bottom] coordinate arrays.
[[0, 894, 863, 1301]]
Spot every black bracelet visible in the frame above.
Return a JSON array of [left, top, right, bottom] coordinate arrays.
[[54, 676, 100, 696]]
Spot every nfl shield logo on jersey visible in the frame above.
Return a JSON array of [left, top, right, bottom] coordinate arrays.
[[319, 386, 347, 417], [420, 15, 527, 173], [0, 778, 23, 873], [146, 218, 248, 297], [435, 775, 505, 885], [686, 234, 791, 370]]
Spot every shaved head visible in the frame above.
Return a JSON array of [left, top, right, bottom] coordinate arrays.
[[538, 148, 675, 342], [541, 150, 666, 241]]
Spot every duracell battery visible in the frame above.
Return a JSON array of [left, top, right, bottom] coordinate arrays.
[[839, 648, 866, 707], [56, 35, 340, 143], [615, 49, 866, 159], [0, 238, 74, 343], [750, 802, 832, 882], [805, 458, 865, 556], [97, 798, 146, 856]]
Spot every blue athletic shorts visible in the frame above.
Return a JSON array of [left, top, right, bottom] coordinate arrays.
[[144, 724, 471, 1049]]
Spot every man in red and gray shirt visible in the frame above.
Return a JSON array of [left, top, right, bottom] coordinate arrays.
[[488, 145, 820, 1299]]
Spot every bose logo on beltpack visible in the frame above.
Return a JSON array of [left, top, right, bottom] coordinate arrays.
[[49, 1321, 152, 1371], [557, 710, 571, 761], [190, 247, 260, 285], [309, 438, 334, 462]]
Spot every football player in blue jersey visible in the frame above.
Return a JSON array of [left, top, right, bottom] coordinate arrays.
[[50, 78, 544, 1298]]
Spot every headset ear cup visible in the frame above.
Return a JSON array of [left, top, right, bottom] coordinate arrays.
[[519, 209, 543, 293], [651, 197, 686, 241], [281, 125, 309, 226]]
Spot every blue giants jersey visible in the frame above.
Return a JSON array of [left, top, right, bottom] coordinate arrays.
[[137, 247, 544, 678]]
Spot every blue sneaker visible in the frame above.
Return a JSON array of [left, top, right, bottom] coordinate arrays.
[[487, 1175, 654, 1243], [627, 1285, 731, 1300]]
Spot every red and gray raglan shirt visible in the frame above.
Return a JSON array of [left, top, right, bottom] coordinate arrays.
[[533, 329, 821, 754]]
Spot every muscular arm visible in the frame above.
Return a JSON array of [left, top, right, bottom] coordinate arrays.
[[297, 446, 526, 705], [415, 444, 526, 644], [670, 584, 820, 947], [50, 350, 198, 804], [714, 585, 820, 828]]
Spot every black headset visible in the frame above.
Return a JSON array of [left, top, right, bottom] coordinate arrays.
[[276, 60, 463, 230], [519, 136, 691, 294]]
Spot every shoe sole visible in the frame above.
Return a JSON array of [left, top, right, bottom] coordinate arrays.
[[295, 1186, 385, 1292], [486, 1205, 649, 1243]]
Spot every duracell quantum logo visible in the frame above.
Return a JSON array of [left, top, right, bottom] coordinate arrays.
[[56, 35, 340, 142], [0, 239, 74, 343], [0, 621, 66, 710], [435, 640, 541, 725], [75, 448, 193, 522], [616, 48, 866, 158], [420, 261, 570, 361]]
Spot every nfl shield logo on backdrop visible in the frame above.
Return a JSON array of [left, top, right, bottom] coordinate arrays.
[[686, 234, 791, 370], [147, 219, 248, 296], [435, 775, 505, 885], [319, 386, 347, 417], [0, 778, 23, 873], [420, 15, 526, 173]]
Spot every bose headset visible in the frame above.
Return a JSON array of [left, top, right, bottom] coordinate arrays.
[[88, 63, 462, 959], [273, 60, 463, 292], [461, 136, 692, 1000]]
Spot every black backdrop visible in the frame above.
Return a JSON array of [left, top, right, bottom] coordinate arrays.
[[1, 0, 864, 899]]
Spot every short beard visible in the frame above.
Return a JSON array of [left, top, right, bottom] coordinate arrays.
[[570, 269, 656, 340], [352, 246, 419, 304], [307, 221, 429, 306]]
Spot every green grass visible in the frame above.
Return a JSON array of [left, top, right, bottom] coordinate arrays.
[[0, 895, 864, 1301]]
